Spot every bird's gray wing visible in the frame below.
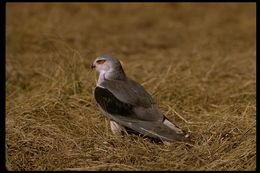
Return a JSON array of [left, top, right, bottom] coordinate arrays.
[[100, 78, 154, 108], [94, 86, 190, 142], [99, 78, 164, 121], [94, 86, 135, 118]]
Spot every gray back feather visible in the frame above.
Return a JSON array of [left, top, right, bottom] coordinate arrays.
[[100, 78, 164, 121], [100, 78, 154, 108]]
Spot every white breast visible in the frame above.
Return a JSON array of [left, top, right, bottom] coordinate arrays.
[[97, 71, 106, 86]]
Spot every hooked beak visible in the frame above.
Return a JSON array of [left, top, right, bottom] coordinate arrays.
[[91, 64, 96, 69]]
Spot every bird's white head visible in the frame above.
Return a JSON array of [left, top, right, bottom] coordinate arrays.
[[91, 55, 126, 83]]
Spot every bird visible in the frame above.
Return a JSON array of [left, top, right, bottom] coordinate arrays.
[[91, 55, 191, 143]]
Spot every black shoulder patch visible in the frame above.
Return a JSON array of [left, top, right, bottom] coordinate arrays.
[[94, 87, 134, 116]]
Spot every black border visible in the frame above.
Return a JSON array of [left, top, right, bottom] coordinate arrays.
[[2, 1, 6, 172], [3, 1, 257, 171]]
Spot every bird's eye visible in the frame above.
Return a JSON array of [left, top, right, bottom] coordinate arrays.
[[96, 60, 106, 64]]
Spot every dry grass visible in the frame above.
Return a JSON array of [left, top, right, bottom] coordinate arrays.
[[6, 3, 256, 171]]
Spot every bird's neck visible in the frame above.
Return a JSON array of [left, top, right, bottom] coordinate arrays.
[[97, 68, 126, 86]]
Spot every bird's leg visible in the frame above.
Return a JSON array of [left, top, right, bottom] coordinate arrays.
[[110, 120, 126, 135], [163, 118, 184, 134]]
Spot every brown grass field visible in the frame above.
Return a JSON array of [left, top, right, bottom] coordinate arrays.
[[6, 3, 256, 171]]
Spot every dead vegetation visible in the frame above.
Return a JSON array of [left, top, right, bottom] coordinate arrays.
[[6, 3, 256, 171]]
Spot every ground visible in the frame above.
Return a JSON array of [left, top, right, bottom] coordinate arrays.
[[6, 3, 256, 171]]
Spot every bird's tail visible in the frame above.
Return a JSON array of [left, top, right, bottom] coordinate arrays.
[[115, 119, 191, 143], [134, 121, 191, 143]]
